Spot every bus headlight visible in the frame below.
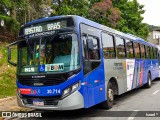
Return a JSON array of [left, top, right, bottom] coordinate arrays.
[[63, 88, 71, 97], [71, 82, 79, 91], [62, 81, 80, 98]]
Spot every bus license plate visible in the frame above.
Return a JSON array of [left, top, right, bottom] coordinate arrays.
[[33, 100, 44, 106]]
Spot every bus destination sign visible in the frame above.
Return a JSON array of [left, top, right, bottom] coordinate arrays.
[[24, 22, 61, 35], [23, 18, 74, 36]]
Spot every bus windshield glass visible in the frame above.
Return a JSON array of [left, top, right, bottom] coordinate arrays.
[[18, 33, 80, 74]]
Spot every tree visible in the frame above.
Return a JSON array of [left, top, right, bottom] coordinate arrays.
[[52, 0, 121, 28], [0, 0, 150, 41], [0, 0, 53, 41], [89, 0, 121, 28], [0, 0, 19, 41], [12, 0, 53, 25], [112, 0, 149, 39], [52, 0, 149, 39], [52, 0, 90, 17]]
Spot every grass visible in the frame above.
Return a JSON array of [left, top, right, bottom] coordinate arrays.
[[0, 42, 17, 98]]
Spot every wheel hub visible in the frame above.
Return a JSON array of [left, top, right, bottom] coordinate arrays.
[[108, 89, 114, 101]]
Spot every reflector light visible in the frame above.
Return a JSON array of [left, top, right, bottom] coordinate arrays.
[[94, 80, 99, 83], [19, 88, 31, 95], [81, 82, 88, 85]]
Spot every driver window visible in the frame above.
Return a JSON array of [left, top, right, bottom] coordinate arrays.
[[82, 35, 100, 60], [88, 36, 100, 60]]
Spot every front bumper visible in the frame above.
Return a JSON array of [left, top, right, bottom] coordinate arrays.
[[17, 91, 84, 110]]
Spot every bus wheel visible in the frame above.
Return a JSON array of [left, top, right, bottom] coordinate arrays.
[[101, 82, 114, 109], [145, 73, 152, 88]]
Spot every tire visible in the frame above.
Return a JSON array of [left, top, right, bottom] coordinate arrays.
[[145, 73, 152, 88], [101, 82, 114, 109]]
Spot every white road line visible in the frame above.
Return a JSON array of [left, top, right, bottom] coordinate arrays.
[[127, 110, 139, 120], [152, 90, 160, 95]]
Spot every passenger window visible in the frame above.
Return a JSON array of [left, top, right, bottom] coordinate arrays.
[[134, 43, 140, 58], [82, 36, 88, 60], [154, 48, 157, 59], [102, 32, 115, 59], [150, 47, 154, 59], [115, 36, 126, 59], [126, 40, 134, 58], [140, 44, 145, 59], [146, 46, 151, 59]]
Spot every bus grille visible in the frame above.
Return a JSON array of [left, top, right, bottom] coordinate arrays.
[[18, 77, 65, 86], [21, 95, 61, 106]]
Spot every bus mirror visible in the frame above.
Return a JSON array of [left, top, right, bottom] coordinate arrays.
[[87, 39, 94, 50], [7, 42, 18, 66], [8, 48, 11, 60]]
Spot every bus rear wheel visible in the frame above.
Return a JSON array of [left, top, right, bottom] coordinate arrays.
[[101, 82, 114, 109], [145, 73, 152, 88]]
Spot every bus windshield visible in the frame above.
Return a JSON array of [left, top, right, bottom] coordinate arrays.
[[18, 33, 80, 74]]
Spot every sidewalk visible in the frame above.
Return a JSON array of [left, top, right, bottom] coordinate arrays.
[[0, 96, 31, 111]]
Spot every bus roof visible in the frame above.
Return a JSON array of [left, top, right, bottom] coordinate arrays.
[[24, 15, 156, 47]]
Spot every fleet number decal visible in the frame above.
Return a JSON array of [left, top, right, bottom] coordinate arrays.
[[24, 67, 35, 72], [47, 89, 61, 94]]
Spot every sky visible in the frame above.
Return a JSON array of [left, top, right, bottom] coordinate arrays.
[[137, 0, 160, 26]]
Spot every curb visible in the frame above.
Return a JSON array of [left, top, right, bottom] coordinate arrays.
[[0, 96, 16, 103]]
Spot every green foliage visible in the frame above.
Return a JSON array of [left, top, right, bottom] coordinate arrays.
[[0, 0, 149, 41], [88, 0, 121, 28], [0, 15, 19, 32], [52, 0, 121, 28], [0, 43, 16, 98], [0, 0, 53, 41], [0, 0, 12, 15], [52, 0, 148, 39], [112, 0, 149, 39], [52, 0, 90, 17], [148, 24, 160, 32]]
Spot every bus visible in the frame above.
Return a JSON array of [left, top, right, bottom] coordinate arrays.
[[8, 15, 159, 110], [157, 45, 160, 77]]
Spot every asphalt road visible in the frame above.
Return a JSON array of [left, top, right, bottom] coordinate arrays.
[[10, 78, 160, 120]]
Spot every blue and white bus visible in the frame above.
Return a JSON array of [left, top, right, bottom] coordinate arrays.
[[8, 15, 159, 110]]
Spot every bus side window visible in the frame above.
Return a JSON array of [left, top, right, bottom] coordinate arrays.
[[152, 47, 157, 59], [115, 36, 126, 59], [159, 50, 160, 60], [146, 46, 151, 59], [150, 46, 154, 59], [82, 35, 88, 60], [152, 47, 154, 59], [82, 35, 100, 60], [140, 44, 146, 59], [148, 46, 151, 59], [154, 48, 158, 59], [134, 42, 140, 58], [126, 39, 134, 58], [102, 32, 115, 59], [87, 36, 100, 60]]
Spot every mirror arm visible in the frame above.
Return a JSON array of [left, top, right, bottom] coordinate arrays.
[[8, 61, 17, 66]]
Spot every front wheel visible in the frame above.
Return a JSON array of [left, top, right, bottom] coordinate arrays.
[[101, 82, 114, 109]]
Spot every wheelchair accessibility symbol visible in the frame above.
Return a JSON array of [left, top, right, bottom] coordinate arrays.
[[39, 65, 45, 72]]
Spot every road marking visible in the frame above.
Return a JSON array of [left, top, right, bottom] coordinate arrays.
[[127, 110, 139, 120], [152, 90, 160, 95]]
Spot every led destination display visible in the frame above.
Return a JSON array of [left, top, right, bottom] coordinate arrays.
[[23, 18, 74, 35]]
